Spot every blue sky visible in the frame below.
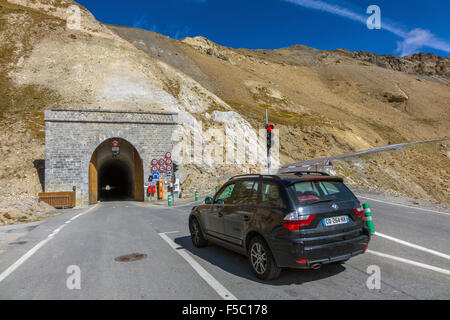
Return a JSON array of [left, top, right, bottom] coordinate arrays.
[[77, 0, 450, 57]]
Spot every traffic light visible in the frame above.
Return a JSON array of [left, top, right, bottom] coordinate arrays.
[[266, 124, 274, 150], [173, 162, 179, 173]]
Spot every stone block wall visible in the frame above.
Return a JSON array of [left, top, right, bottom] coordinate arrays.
[[45, 109, 178, 206]]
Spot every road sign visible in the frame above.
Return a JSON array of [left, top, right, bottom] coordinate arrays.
[[165, 152, 172, 159], [152, 166, 159, 173], [159, 159, 165, 166], [159, 165, 166, 173], [151, 159, 158, 166], [112, 139, 120, 148], [152, 172, 160, 180], [166, 158, 173, 166]]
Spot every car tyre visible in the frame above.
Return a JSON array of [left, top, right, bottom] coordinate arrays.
[[189, 217, 208, 248], [248, 236, 281, 281]]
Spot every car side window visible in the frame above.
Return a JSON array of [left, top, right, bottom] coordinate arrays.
[[261, 182, 285, 208], [233, 180, 259, 205], [216, 184, 235, 204]]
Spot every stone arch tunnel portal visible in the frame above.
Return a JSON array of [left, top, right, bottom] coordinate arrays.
[[89, 138, 144, 204]]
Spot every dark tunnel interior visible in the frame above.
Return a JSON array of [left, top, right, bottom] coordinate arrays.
[[98, 160, 134, 201]]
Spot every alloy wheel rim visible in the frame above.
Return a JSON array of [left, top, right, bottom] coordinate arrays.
[[191, 221, 200, 244], [250, 243, 267, 275]]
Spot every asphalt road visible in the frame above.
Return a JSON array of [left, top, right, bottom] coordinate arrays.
[[0, 196, 449, 300]]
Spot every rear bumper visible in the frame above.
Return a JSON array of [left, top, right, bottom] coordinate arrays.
[[270, 232, 370, 269]]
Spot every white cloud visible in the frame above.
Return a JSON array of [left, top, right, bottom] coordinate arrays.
[[285, 0, 449, 56], [396, 28, 450, 56]]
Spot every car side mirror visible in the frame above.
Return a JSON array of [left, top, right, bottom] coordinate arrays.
[[205, 196, 213, 205]]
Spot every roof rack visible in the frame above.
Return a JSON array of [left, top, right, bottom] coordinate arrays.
[[228, 174, 282, 181], [283, 171, 330, 176]]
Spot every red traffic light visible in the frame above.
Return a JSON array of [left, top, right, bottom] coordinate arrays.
[[267, 125, 274, 133]]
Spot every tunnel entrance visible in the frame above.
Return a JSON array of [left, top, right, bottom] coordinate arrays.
[[98, 159, 133, 201], [89, 138, 144, 204]]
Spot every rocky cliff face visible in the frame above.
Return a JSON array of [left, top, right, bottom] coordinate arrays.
[[346, 51, 449, 83]]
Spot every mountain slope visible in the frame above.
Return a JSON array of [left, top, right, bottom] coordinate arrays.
[[0, 0, 449, 225], [108, 25, 450, 159]]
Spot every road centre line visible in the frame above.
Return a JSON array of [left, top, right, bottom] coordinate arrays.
[[357, 195, 449, 215], [374, 232, 450, 260], [158, 232, 237, 300], [367, 250, 450, 276], [0, 204, 99, 284]]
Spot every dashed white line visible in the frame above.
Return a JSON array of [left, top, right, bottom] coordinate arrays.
[[367, 250, 450, 276], [0, 238, 51, 283], [0, 204, 99, 284], [375, 232, 450, 260], [357, 195, 449, 215], [159, 231, 237, 300]]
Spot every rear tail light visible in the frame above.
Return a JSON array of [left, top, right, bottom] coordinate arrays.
[[353, 206, 365, 220], [283, 211, 316, 231]]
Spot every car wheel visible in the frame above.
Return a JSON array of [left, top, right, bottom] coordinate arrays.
[[189, 217, 208, 248], [248, 236, 281, 281]]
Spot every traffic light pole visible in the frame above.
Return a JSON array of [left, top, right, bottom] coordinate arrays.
[[266, 109, 271, 175], [171, 173, 175, 206]]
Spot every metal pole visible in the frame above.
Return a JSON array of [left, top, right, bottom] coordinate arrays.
[[266, 108, 271, 175], [171, 173, 175, 206]]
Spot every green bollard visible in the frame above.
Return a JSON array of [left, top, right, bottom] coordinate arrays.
[[195, 191, 199, 201], [168, 195, 172, 207], [363, 203, 375, 234]]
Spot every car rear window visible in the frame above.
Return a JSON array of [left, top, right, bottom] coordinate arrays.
[[287, 180, 357, 206]]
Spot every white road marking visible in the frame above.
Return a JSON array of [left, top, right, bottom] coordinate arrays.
[[0, 204, 99, 284], [357, 195, 449, 215], [70, 204, 99, 221], [159, 232, 237, 300], [367, 250, 450, 276], [375, 232, 450, 260]]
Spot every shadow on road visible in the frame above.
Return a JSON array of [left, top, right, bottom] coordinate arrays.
[[174, 236, 346, 286]]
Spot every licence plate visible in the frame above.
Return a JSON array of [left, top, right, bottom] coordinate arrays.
[[322, 215, 349, 227]]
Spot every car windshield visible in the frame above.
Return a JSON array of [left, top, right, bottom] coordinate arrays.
[[287, 180, 357, 206]]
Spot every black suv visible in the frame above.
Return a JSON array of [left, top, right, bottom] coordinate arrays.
[[189, 172, 370, 280]]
